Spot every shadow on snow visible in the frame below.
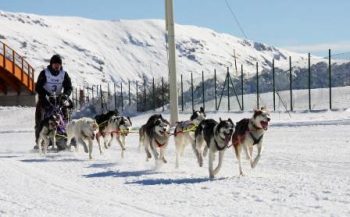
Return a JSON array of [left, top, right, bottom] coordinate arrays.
[[83, 169, 158, 178], [126, 177, 226, 185]]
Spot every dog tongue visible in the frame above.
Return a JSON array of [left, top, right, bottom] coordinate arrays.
[[224, 135, 231, 144]]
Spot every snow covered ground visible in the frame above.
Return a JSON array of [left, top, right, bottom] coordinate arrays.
[[0, 106, 350, 217]]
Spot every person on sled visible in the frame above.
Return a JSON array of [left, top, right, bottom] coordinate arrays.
[[34, 54, 73, 146]]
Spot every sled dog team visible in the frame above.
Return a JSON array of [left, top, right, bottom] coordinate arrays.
[[36, 107, 270, 178]]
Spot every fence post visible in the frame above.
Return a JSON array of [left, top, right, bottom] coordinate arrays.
[[272, 59, 276, 111], [114, 83, 117, 110], [214, 69, 217, 111], [308, 53, 311, 111], [241, 64, 244, 111], [144, 78, 147, 111], [191, 72, 194, 111], [289, 56, 293, 111], [202, 70, 205, 110], [128, 80, 131, 106], [136, 81, 138, 112], [152, 77, 155, 111], [256, 62, 259, 109], [181, 74, 184, 111], [100, 84, 103, 112], [91, 85, 94, 104], [121, 82, 123, 111], [162, 77, 165, 112], [329, 49, 332, 110], [227, 67, 230, 111], [76, 87, 79, 110]]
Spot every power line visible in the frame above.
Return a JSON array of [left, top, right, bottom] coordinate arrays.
[[224, 0, 248, 40]]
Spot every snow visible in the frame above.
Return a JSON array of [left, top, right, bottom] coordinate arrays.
[[0, 10, 328, 88], [0, 106, 350, 217]]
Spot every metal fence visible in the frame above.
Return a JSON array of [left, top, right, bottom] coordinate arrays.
[[71, 49, 350, 114]]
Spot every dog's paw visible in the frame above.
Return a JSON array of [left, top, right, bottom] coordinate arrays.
[[162, 157, 167, 163]]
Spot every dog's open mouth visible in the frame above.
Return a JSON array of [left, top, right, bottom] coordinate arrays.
[[224, 132, 232, 144], [260, 121, 269, 130]]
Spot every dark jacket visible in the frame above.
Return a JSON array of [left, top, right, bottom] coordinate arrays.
[[35, 65, 73, 103]]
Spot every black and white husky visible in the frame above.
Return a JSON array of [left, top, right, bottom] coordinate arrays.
[[36, 114, 60, 155], [195, 118, 234, 179], [231, 108, 271, 176], [96, 115, 132, 158], [174, 107, 206, 168], [66, 117, 98, 159], [139, 114, 170, 164]]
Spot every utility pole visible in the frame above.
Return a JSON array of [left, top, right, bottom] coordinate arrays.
[[165, 0, 178, 125]]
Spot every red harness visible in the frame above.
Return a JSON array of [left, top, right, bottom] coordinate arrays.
[[155, 139, 166, 147]]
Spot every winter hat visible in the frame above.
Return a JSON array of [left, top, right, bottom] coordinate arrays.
[[50, 54, 62, 65]]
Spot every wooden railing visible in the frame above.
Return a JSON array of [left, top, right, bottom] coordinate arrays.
[[0, 41, 35, 93]]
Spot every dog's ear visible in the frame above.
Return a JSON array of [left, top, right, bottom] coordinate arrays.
[[200, 107, 204, 112], [253, 110, 263, 119], [219, 117, 222, 122], [127, 116, 132, 125], [155, 119, 161, 125], [228, 118, 233, 124]]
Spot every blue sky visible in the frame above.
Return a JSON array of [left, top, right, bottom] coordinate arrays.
[[1, 0, 349, 56]]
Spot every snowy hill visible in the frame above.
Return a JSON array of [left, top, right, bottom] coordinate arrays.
[[0, 10, 322, 87]]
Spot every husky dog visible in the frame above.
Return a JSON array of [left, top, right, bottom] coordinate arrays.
[[195, 118, 234, 179], [174, 107, 206, 168], [139, 114, 165, 150], [140, 114, 170, 163], [232, 108, 271, 176], [37, 114, 60, 155], [94, 110, 119, 133], [66, 117, 98, 159], [96, 115, 132, 158]]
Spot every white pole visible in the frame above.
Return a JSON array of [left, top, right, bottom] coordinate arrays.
[[165, 0, 178, 125]]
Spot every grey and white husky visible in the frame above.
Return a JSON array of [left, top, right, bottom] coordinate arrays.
[[139, 114, 170, 164], [37, 114, 60, 155], [66, 117, 98, 159], [174, 107, 206, 168], [194, 118, 234, 179], [232, 107, 271, 176], [96, 115, 132, 158]]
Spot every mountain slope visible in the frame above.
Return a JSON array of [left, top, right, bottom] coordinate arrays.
[[0, 10, 320, 86]]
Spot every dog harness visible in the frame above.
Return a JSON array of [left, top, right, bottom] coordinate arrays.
[[249, 132, 264, 146], [214, 139, 227, 151], [174, 121, 197, 136], [154, 139, 166, 147]]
